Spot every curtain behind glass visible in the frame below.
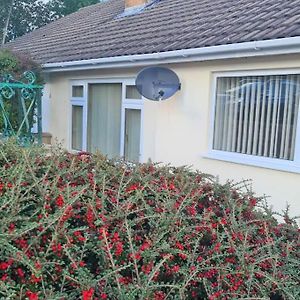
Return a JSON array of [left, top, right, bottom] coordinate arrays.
[[126, 85, 142, 100], [72, 106, 83, 151], [87, 83, 122, 158], [125, 109, 141, 162]]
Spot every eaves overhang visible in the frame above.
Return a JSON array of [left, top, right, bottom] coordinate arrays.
[[43, 36, 300, 73]]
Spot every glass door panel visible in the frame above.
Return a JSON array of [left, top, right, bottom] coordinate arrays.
[[87, 83, 122, 158]]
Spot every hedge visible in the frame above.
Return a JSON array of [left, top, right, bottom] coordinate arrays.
[[0, 141, 299, 299]]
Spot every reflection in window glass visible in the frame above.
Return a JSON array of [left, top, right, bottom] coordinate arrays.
[[72, 85, 84, 98], [126, 85, 142, 99], [213, 75, 300, 161]]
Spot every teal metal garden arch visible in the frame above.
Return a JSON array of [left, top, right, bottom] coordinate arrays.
[[0, 71, 43, 145]]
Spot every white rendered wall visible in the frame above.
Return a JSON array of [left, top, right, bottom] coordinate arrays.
[[45, 54, 300, 222]]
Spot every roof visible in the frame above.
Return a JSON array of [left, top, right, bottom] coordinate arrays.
[[6, 0, 300, 64]]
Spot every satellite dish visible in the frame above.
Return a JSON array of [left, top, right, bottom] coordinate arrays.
[[135, 67, 181, 101]]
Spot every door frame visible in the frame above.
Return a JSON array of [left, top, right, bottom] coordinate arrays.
[[70, 78, 144, 162]]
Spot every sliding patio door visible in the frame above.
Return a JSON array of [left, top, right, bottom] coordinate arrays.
[[87, 83, 122, 158]]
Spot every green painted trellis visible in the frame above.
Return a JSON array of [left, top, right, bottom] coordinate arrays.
[[0, 71, 43, 146]]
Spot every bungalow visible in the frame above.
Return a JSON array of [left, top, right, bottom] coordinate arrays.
[[6, 0, 300, 221]]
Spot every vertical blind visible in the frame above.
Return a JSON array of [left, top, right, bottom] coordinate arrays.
[[87, 83, 122, 158], [213, 75, 300, 160], [72, 86, 84, 98]]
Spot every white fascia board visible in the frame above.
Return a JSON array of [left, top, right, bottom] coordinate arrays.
[[43, 36, 300, 72]]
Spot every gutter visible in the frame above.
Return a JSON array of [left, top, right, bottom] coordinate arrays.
[[43, 36, 300, 72]]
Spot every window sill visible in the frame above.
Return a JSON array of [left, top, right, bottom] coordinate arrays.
[[204, 150, 300, 174]]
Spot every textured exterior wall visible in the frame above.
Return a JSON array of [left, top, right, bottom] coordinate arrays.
[[45, 54, 300, 222]]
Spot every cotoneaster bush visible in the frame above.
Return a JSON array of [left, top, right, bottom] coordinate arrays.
[[0, 141, 299, 300]]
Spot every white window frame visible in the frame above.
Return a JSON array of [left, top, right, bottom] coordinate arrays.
[[70, 78, 144, 162], [121, 81, 144, 162], [206, 69, 300, 174], [70, 81, 88, 152]]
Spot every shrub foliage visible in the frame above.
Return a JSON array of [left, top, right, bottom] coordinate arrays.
[[0, 49, 43, 83], [0, 142, 299, 300]]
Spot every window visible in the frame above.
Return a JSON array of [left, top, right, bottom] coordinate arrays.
[[70, 80, 143, 162], [126, 85, 142, 100], [70, 83, 86, 151], [71, 106, 83, 151], [124, 108, 141, 162], [210, 72, 300, 172], [72, 85, 84, 98]]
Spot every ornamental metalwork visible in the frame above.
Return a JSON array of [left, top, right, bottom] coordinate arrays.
[[0, 71, 43, 146]]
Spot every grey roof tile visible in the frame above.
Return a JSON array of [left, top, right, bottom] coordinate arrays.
[[6, 0, 300, 64]]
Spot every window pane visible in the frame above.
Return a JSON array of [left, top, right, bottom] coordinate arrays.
[[72, 85, 84, 98], [87, 83, 122, 158], [126, 85, 142, 99], [72, 106, 83, 150], [124, 109, 141, 162], [213, 75, 300, 160]]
